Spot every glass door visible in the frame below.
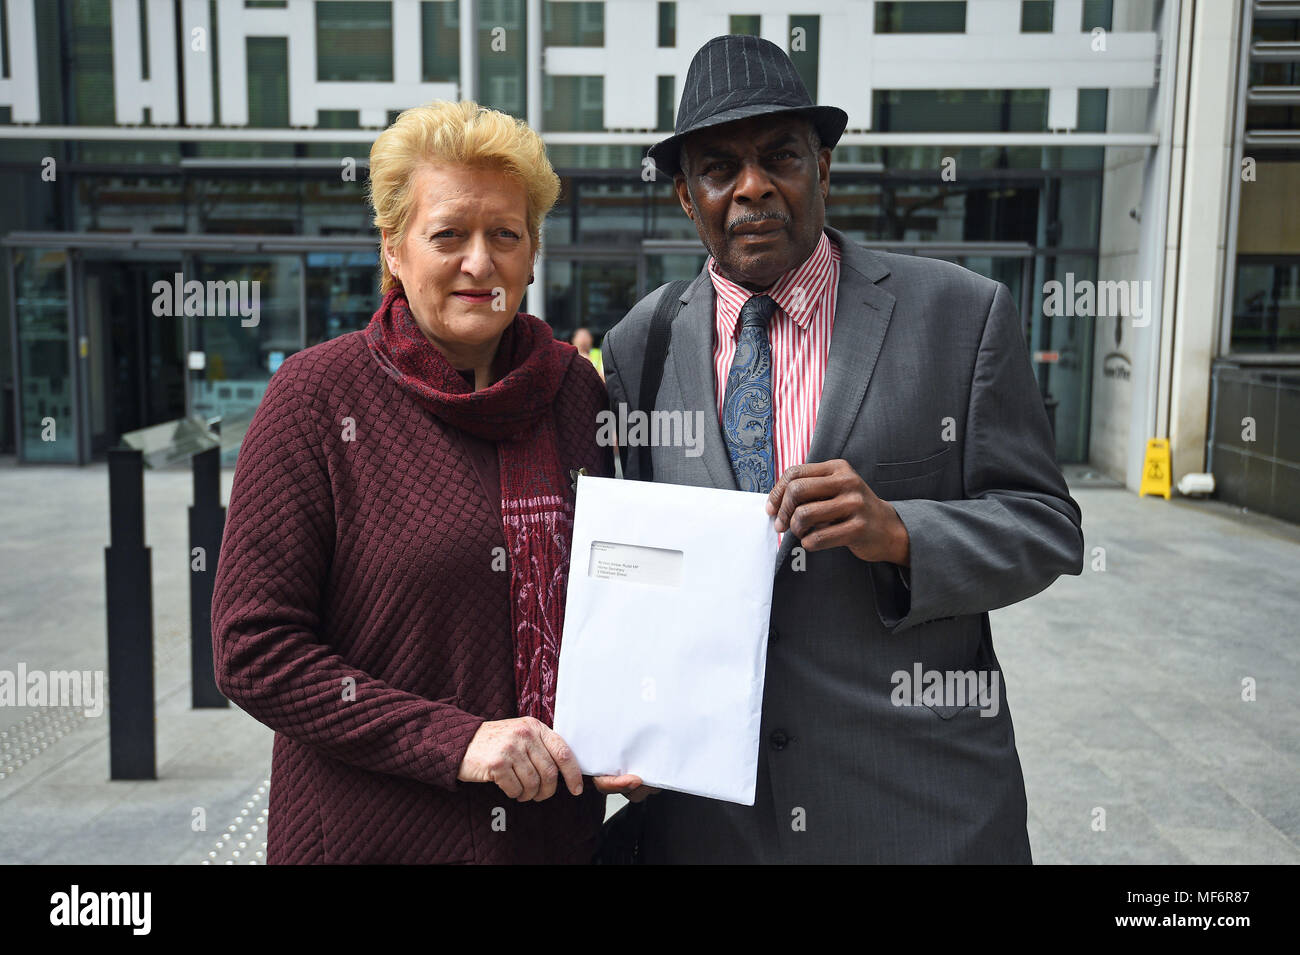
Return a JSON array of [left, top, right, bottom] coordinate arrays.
[[187, 254, 303, 464], [543, 256, 640, 344], [638, 239, 707, 301], [78, 253, 187, 457]]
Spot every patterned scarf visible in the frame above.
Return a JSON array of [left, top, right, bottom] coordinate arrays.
[[364, 288, 576, 725]]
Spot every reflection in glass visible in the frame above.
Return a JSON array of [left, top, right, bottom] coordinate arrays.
[[306, 252, 380, 346], [1035, 255, 1097, 463], [545, 259, 638, 342], [645, 253, 706, 291], [1232, 259, 1300, 354], [14, 249, 74, 462], [189, 256, 302, 462]]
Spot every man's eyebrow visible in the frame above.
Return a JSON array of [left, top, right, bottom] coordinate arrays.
[[693, 143, 737, 160], [694, 130, 800, 160], [758, 131, 800, 151]]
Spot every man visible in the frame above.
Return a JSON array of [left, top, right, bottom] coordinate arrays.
[[600, 35, 1084, 863]]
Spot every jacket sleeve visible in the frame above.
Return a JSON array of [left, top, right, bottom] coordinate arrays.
[[872, 281, 1085, 633], [210, 367, 484, 788]]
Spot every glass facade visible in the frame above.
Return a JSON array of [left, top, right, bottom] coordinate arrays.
[[1231, 258, 1300, 353], [79, 251, 187, 454], [479, 0, 527, 118], [1229, 12, 1300, 355], [421, 1, 460, 82], [1021, 1, 1053, 33], [247, 38, 290, 128], [3, 150, 1107, 463], [1206, 1, 1299, 523], [874, 90, 1049, 133], [13, 249, 73, 462], [789, 15, 820, 101], [2, 0, 1164, 469], [188, 254, 301, 462], [544, 2, 604, 47], [544, 76, 604, 132], [876, 2, 966, 33], [544, 259, 638, 340], [306, 252, 379, 347], [533, 147, 1105, 464], [657, 2, 675, 47], [67, 0, 115, 125], [316, 1, 394, 82]]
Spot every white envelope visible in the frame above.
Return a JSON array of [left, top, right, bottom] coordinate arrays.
[[554, 475, 778, 805]]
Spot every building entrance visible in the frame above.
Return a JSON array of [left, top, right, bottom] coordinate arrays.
[[80, 256, 188, 458]]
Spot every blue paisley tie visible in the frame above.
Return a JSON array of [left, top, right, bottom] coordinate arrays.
[[723, 294, 777, 493]]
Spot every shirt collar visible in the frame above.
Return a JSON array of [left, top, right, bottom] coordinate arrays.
[[707, 230, 834, 340]]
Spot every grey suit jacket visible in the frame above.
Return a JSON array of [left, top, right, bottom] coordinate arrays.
[[600, 226, 1084, 863]]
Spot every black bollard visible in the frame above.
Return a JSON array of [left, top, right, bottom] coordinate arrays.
[[105, 448, 157, 780], [189, 441, 229, 709]]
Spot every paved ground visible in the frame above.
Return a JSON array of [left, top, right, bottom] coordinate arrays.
[[0, 457, 1296, 864]]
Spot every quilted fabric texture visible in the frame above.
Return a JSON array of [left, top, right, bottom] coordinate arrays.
[[211, 329, 612, 864]]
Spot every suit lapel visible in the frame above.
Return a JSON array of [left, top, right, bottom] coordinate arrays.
[[774, 227, 896, 575], [667, 273, 737, 491]]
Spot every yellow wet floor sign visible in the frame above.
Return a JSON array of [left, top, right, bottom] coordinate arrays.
[[1139, 438, 1171, 499]]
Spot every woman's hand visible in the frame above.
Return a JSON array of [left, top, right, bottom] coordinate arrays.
[[457, 717, 585, 802]]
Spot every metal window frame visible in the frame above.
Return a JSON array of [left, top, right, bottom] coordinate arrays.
[[69, 245, 88, 464], [1220, 0, 1256, 360], [1220, 0, 1300, 365], [6, 246, 19, 460]]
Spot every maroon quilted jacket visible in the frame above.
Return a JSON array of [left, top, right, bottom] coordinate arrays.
[[211, 329, 611, 864]]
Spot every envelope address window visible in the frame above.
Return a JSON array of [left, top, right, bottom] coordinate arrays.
[[588, 541, 684, 588]]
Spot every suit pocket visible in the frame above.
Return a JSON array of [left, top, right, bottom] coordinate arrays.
[[872, 447, 952, 501], [872, 446, 952, 484]]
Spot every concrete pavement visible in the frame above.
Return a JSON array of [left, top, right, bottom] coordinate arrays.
[[0, 458, 1296, 863]]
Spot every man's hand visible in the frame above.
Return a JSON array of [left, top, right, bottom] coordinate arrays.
[[592, 774, 659, 803], [766, 460, 910, 566], [457, 717, 584, 802]]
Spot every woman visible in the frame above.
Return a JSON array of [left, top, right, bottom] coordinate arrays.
[[211, 100, 636, 864]]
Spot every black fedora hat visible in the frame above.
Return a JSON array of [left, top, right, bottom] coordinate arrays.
[[648, 34, 849, 177]]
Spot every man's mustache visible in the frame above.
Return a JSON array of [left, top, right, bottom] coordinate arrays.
[[728, 212, 790, 235]]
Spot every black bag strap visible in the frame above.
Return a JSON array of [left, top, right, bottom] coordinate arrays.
[[632, 280, 691, 482]]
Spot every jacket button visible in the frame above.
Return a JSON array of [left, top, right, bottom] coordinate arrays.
[[769, 729, 789, 751]]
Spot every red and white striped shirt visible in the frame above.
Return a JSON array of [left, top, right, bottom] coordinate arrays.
[[708, 230, 840, 482]]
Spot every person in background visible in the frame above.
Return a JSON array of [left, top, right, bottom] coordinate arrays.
[[571, 326, 604, 380]]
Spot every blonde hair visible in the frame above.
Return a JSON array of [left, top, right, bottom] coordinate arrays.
[[367, 100, 561, 294]]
